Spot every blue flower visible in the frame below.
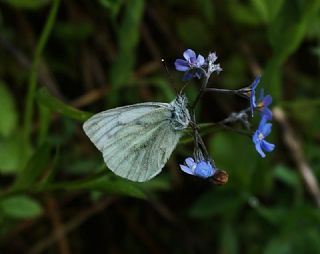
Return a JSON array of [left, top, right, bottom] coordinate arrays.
[[249, 76, 261, 117], [257, 88, 272, 120], [252, 116, 275, 158], [175, 49, 205, 81], [179, 157, 215, 178]]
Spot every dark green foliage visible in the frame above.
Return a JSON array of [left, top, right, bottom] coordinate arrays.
[[37, 88, 93, 121], [0, 195, 43, 219], [0, 0, 319, 253]]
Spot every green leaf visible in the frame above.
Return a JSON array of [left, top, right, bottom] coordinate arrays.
[[261, 59, 282, 103], [57, 174, 146, 199], [12, 143, 51, 190], [0, 132, 31, 174], [251, 0, 285, 22], [0, 137, 21, 174], [1, 0, 51, 9], [99, 0, 124, 18], [83, 177, 146, 199], [0, 82, 17, 137], [228, 1, 262, 26], [250, 0, 269, 22], [38, 102, 51, 145], [273, 164, 301, 188], [268, 0, 320, 61], [0, 195, 43, 219], [266, 0, 320, 102], [109, 0, 144, 87], [36, 88, 92, 121]]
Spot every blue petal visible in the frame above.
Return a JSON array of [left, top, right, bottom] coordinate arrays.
[[252, 131, 260, 145], [261, 140, 275, 152], [196, 54, 205, 66], [259, 88, 265, 101], [252, 76, 261, 90], [182, 71, 194, 81], [263, 95, 272, 107], [261, 108, 272, 120], [189, 56, 197, 65], [194, 161, 214, 178], [175, 59, 189, 71], [250, 76, 261, 116], [183, 49, 196, 61], [261, 123, 272, 137], [185, 157, 195, 168], [255, 142, 266, 158], [180, 165, 194, 175], [258, 115, 268, 130]]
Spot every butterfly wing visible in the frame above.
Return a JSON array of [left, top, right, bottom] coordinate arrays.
[[83, 102, 182, 182]]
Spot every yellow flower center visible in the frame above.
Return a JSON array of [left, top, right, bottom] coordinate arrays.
[[257, 101, 264, 110]]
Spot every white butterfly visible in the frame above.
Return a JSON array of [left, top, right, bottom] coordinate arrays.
[[83, 94, 191, 182]]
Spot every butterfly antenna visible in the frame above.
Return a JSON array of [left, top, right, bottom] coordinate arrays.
[[161, 59, 181, 95], [161, 58, 175, 84]]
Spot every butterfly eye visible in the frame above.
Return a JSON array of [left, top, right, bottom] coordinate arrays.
[[208, 169, 229, 185]]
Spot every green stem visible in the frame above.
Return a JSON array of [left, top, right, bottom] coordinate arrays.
[[192, 74, 210, 110], [23, 0, 60, 147]]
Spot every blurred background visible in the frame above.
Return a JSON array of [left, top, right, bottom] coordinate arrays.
[[0, 0, 320, 253]]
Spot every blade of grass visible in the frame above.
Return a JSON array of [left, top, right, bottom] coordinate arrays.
[[37, 88, 93, 121], [23, 0, 61, 148]]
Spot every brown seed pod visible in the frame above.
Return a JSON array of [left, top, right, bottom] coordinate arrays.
[[208, 169, 229, 185]]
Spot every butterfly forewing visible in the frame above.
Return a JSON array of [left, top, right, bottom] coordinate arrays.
[[83, 103, 169, 151], [83, 102, 184, 182]]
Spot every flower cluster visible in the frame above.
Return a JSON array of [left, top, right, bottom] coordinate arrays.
[[249, 77, 275, 157], [180, 157, 215, 178], [175, 49, 222, 81], [175, 49, 276, 181]]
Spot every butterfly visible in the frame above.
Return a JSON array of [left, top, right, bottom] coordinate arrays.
[[83, 94, 191, 182]]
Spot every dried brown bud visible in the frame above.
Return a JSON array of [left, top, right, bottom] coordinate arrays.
[[208, 169, 229, 185]]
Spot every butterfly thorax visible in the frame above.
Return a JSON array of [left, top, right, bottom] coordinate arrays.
[[170, 94, 191, 130]]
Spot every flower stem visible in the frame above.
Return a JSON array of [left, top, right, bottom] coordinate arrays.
[[189, 73, 216, 166], [192, 74, 210, 109], [204, 88, 238, 94], [23, 0, 60, 148]]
